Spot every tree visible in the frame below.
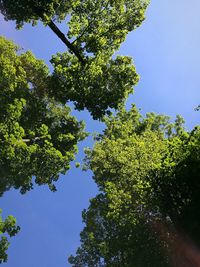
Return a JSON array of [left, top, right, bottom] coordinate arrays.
[[0, 210, 20, 263], [70, 106, 200, 266], [69, 193, 171, 267], [0, 0, 149, 119], [0, 1, 150, 262], [0, 0, 149, 58], [155, 124, 200, 248], [0, 36, 87, 196]]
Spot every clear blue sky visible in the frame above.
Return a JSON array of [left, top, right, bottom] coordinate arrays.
[[0, 1, 200, 266]]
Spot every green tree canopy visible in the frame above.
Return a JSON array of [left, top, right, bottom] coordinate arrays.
[[50, 54, 139, 119], [70, 107, 200, 266], [0, 1, 150, 262], [0, 0, 148, 58], [0, 210, 20, 264], [69, 193, 171, 267], [0, 0, 149, 119], [0, 36, 86, 196]]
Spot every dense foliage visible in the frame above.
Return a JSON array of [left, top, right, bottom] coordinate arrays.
[[69, 107, 200, 266], [2, 1, 198, 266], [0, 0, 149, 119], [0, 0, 149, 56], [0, 0, 150, 262], [0, 210, 20, 263], [50, 54, 138, 119], [0, 36, 86, 196]]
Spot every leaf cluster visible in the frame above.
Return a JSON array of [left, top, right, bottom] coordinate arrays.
[[0, 210, 20, 263], [70, 107, 200, 266], [0, 0, 149, 119], [0, 36, 86, 195]]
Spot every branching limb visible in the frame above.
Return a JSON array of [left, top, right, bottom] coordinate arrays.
[[32, 5, 86, 65], [48, 20, 86, 65]]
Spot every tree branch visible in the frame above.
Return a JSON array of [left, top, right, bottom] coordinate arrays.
[[22, 137, 41, 143], [47, 20, 86, 65], [32, 6, 86, 65]]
